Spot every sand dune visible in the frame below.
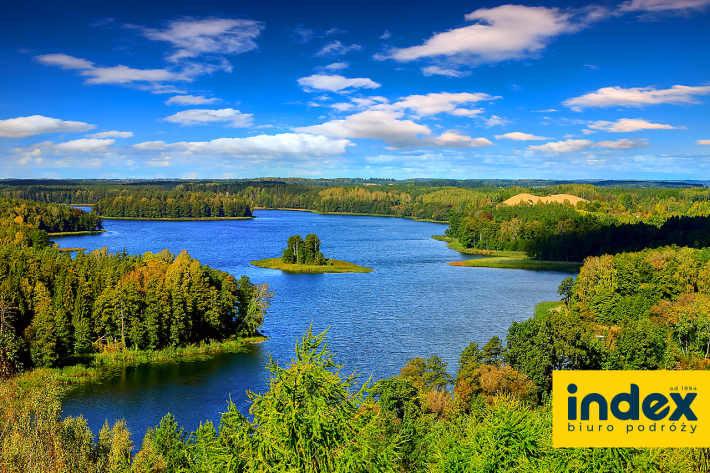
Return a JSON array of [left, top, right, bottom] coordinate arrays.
[[502, 193, 587, 206]]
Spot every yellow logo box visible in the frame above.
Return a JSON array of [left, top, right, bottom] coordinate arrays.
[[553, 371, 708, 448]]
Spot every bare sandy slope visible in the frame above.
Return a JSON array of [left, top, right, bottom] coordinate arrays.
[[502, 193, 587, 206]]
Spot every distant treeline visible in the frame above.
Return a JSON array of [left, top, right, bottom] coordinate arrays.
[[447, 199, 710, 261], [0, 198, 102, 250], [93, 191, 252, 218]]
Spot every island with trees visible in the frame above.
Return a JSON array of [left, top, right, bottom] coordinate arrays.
[[251, 233, 372, 273]]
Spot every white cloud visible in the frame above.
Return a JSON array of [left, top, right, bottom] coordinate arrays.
[[375, 5, 577, 66], [495, 132, 550, 141], [132, 141, 168, 150], [421, 66, 470, 78], [55, 139, 115, 153], [587, 118, 685, 133], [619, 0, 710, 11], [528, 138, 650, 152], [295, 110, 429, 147], [482, 115, 510, 127], [563, 84, 710, 111], [582, 129, 596, 135], [529, 139, 594, 152], [0, 115, 95, 138], [85, 131, 134, 138], [384, 92, 498, 116], [698, 140, 710, 145], [295, 110, 489, 148], [135, 17, 264, 62], [297, 74, 381, 93], [171, 133, 352, 157], [595, 138, 650, 149], [314, 41, 363, 57], [379, 30, 392, 40], [164, 108, 253, 127], [165, 95, 220, 105], [36, 53, 185, 87], [433, 131, 492, 147], [323, 62, 349, 71]]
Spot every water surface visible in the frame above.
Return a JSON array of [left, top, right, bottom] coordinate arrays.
[[57, 210, 573, 437]]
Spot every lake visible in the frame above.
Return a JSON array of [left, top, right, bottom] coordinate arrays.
[[56, 210, 574, 437]]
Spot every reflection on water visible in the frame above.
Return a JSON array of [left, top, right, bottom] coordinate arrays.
[[58, 210, 575, 437]]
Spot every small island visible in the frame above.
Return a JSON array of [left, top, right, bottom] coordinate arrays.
[[251, 234, 372, 273]]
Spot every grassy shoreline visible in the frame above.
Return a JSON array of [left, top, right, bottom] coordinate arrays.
[[254, 207, 448, 222], [17, 336, 267, 389], [433, 235, 582, 272], [251, 258, 372, 273], [49, 230, 107, 236]]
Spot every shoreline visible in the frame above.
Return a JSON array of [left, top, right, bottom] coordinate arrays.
[[99, 216, 253, 221], [254, 207, 448, 222], [432, 235, 582, 272], [18, 336, 267, 390], [251, 257, 373, 273], [49, 230, 107, 236]]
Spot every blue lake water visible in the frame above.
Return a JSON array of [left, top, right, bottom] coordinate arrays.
[[56, 210, 574, 438]]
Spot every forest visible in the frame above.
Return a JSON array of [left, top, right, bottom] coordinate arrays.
[[3, 182, 710, 471]]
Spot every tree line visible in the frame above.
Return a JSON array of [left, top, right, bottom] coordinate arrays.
[[93, 191, 252, 219]]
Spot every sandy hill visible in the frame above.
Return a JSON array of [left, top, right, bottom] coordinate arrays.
[[502, 193, 587, 206]]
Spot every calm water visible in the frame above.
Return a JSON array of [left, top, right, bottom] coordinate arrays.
[[56, 210, 574, 437]]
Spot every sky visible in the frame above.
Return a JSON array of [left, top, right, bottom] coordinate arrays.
[[1, 0, 709, 180]]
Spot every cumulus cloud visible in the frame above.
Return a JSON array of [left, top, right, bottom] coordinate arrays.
[[433, 131, 492, 147], [380, 30, 392, 40], [421, 66, 470, 78], [132, 141, 168, 150], [54, 138, 115, 153], [619, 0, 710, 11], [314, 41, 363, 57], [297, 74, 381, 93], [375, 5, 577, 66], [384, 92, 498, 116], [495, 132, 550, 141], [0, 115, 96, 138], [482, 115, 510, 127], [295, 110, 489, 148], [295, 111, 429, 147], [133, 134, 352, 157], [698, 140, 710, 145], [528, 137, 649, 152], [563, 84, 710, 111], [134, 17, 264, 62], [164, 108, 253, 127], [587, 118, 685, 133], [85, 131, 134, 138], [528, 139, 594, 152], [165, 95, 220, 105]]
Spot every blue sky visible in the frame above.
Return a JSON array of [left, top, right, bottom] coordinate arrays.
[[1, 0, 709, 180]]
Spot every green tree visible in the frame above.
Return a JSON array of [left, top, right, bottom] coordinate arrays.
[[238, 327, 400, 471], [558, 276, 574, 310]]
